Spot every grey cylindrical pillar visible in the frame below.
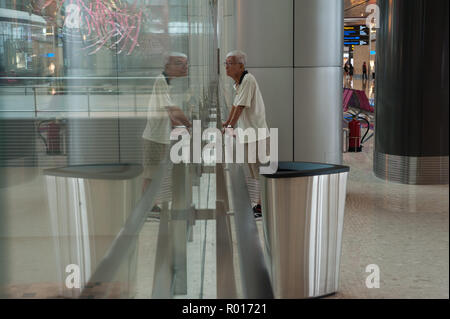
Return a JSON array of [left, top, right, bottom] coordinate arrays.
[[63, 32, 120, 166], [374, 0, 449, 184], [294, 0, 343, 164], [233, 0, 343, 164]]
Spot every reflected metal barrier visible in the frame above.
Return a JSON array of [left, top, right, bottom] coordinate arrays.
[[40, 105, 274, 299], [43, 162, 163, 298], [215, 162, 238, 298], [223, 163, 274, 299], [151, 158, 195, 298], [63, 136, 199, 299], [214, 103, 274, 299]]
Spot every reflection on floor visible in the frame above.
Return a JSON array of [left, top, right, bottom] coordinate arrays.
[[344, 76, 375, 100]]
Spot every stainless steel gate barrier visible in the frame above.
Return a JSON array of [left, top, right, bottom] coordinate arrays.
[[260, 162, 350, 298]]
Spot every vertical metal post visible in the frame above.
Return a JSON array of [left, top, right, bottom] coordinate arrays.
[[214, 71, 237, 296], [33, 87, 37, 117], [171, 162, 188, 295], [215, 163, 237, 298], [134, 87, 137, 114], [151, 202, 173, 298], [87, 87, 90, 117]]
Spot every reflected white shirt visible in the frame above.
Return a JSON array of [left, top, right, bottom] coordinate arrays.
[[142, 74, 172, 144]]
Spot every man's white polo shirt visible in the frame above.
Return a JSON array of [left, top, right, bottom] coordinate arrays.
[[233, 72, 269, 144], [142, 74, 172, 144]]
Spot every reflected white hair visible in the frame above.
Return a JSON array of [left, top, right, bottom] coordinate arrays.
[[164, 52, 188, 66], [226, 50, 247, 65]]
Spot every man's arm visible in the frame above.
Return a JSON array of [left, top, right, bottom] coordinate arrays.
[[228, 105, 245, 127], [223, 105, 244, 128], [223, 106, 236, 127], [166, 106, 192, 127]]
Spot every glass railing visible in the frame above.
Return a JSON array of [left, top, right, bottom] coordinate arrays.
[[0, 0, 273, 300], [0, 0, 220, 299]]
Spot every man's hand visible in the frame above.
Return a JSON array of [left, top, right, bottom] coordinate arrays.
[[222, 126, 236, 137], [167, 106, 192, 128], [171, 118, 191, 128]]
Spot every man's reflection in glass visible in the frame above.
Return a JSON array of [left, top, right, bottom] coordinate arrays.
[[141, 52, 191, 213]]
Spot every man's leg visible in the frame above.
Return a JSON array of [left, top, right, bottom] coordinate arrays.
[[246, 138, 270, 218], [142, 178, 151, 194], [142, 139, 169, 213], [243, 141, 260, 217], [252, 137, 270, 206]]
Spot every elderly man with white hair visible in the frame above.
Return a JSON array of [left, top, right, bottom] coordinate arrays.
[[222, 50, 270, 219], [142, 52, 191, 213]]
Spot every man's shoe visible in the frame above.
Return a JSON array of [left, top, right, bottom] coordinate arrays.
[[253, 204, 262, 219], [151, 205, 161, 213], [147, 205, 161, 220]]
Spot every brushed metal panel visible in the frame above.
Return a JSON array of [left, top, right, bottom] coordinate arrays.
[[294, 67, 342, 164], [294, 0, 343, 67], [374, 152, 449, 185], [261, 172, 348, 298], [246, 68, 293, 162], [236, 0, 293, 67]]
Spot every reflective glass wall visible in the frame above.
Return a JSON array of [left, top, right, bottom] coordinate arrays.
[[0, 0, 218, 298]]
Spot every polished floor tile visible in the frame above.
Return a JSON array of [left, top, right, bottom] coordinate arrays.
[[329, 138, 449, 299]]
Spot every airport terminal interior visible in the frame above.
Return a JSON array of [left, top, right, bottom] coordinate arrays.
[[0, 0, 448, 299]]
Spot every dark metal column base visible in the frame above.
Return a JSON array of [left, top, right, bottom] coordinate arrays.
[[374, 152, 449, 185]]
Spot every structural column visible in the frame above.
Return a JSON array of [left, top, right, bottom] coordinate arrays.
[[293, 0, 343, 164], [374, 0, 449, 184], [231, 0, 343, 164]]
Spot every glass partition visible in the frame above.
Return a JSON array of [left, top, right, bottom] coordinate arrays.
[[0, 0, 218, 299]]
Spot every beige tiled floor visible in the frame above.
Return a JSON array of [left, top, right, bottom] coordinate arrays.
[[328, 78, 449, 298], [330, 138, 449, 299]]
